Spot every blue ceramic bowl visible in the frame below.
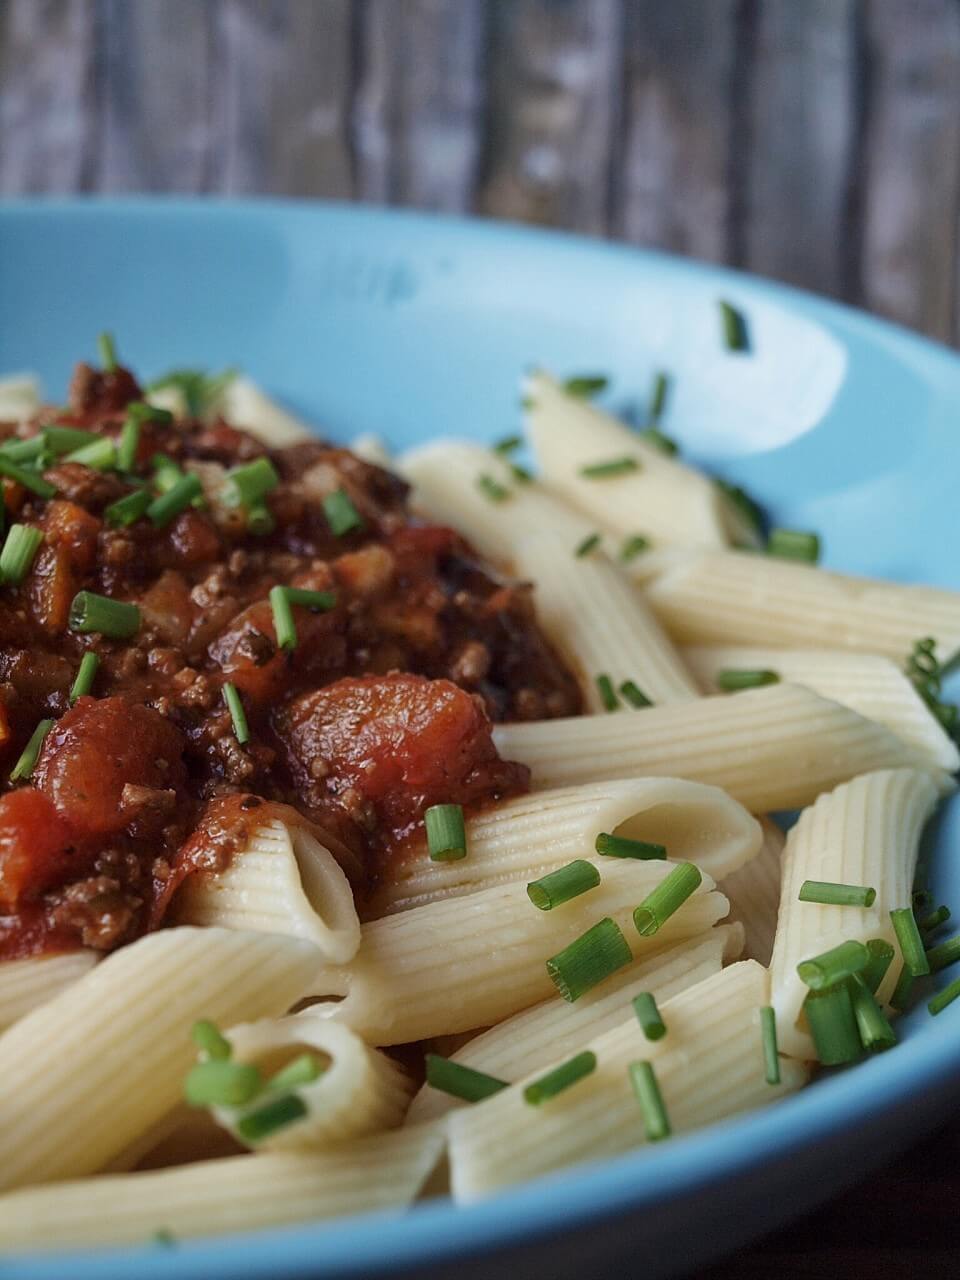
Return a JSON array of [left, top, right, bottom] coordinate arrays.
[[0, 200, 958, 1280]]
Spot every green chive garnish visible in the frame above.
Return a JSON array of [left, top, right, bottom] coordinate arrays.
[[861, 939, 895, 994], [0, 435, 47, 463], [118, 417, 141, 473], [797, 940, 870, 990], [9, 719, 54, 782], [920, 905, 951, 932], [546, 917, 633, 1003], [476, 473, 509, 503], [890, 964, 914, 1010], [192, 1019, 232, 1061], [69, 651, 100, 704], [798, 880, 877, 909], [633, 863, 702, 937], [716, 668, 780, 692], [64, 437, 117, 471], [424, 1054, 508, 1103], [595, 833, 667, 861], [527, 860, 601, 911], [633, 991, 666, 1041], [639, 427, 679, 457], [0, 456, 55, 499], [619, 680, 651, 708], [97, 332, 118, 372], [43, 426, 99, 456], [184, 1060, 262, 1108], [222, 682, 250, 745], [904, 637, 958, 738], [759, 1006, 780, 1083], [247, 503, 276, 536], [925, 932, 960, 973], [767, 528, 820, 564], [147, 472, 203, 527], [716, 479, 765, 542], [719, 300, 749, 352], [493, 435, 522, 455], [236, 1093, 307, 1144], [891, 906, 930, 977], [620, 534, 650, 562], [913, 888, 934, 913], [104, 488, 151, 527], [0, 524, 42, 585], [283, 587, 337, 611], [323, 489, 363, 536], [269, 584, 297, 650], [575, 532, 602, 558], [648, 371, 670, 424], [146, 368, 235, 417], [563, 375, 608, 398], [68, 591, 141, 638], [628, 1060, 671, 1140], [579, 457, 640, 480], [849, 975, 896, 1052], [509, 463, 533, 484], [928, 977, 960, 1016], [267, 1053, 324, 1092], [152, 454, 184, 494], [595, 674, 619, 711], [803, 985, 861, 1065], [523, 1051, 596, 1106], [224, 457, 280, 509], [425, 803, 467, 861]]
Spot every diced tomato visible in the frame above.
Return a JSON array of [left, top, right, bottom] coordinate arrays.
[[208, 600, 291, 705], [43, 500, 101, 572], [26, 544, 77, 634], [0, 789, 79, 910], [164, 510, 222, 566], [33, 696, 187, 837]]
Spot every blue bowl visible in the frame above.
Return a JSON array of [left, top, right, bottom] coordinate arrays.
[[1, 199, 958, 1280]]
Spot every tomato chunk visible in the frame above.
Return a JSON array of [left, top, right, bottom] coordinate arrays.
[[0, 789, 78, 910], [33, 696, 187, 837]]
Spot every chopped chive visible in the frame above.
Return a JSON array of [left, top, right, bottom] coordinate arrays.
[[64, 437, 117, 470], [575, 532, 602, 558], [924, 932, 960, 974], [563, 375, 608, 398], [928, 976, 960, 1016], [595, 832, 667, 861], [767, 528, 820, 564], [68, 591, 141, 638], [246, 502, 276, 536], [152, 1229, 176, 1248], [127, 400, 174, 427], [920, 905, 951, 932], [425, 1054, 508, 1102], [9, 719, 54, 782], [104, 488, 151, 527], [192, 1020, 232, 1062], [648, 371, 670, 424], [527, 860, 601, 911], [0, 435, 47, 463], [633, 863, 702, 937], [890, 964, 914, 1010], [861, 939, 896, 994], [579, 457, 640, 480], [849, 975, 897, 1052], [152, 454, 184, 494], [620, 534, 650, 562], [639, 427, 679, 457], [633, 991, 666, 1041], [476, 473, 509, 503], [803, 986, 862, 1065], [904, 637, 958, 738], [0, 524, 43, 585], [891, 906, 930, 977], [759, 1006, 780, 1083], [798, 880, 877, 909], [0, 455, 55, 499], [69, 651, 100, 704], [236, 1093, 307, 1144], [716, 668, 780, 692], [184, 1060, 263, 1108], [546, 917, 633, 1002], [716, 479, 765, 541], [425, 803, 467, 861], [97, 332, 118, 372], [222, 682, 250, 745], [492, 435, 522, 455], [43, 425, 99, 456], [269, 585, 297, 650], [147, 472, 203, 527], [628, 1060, 671, 1141], [619, 680, 652, 709], [523, 1051, 596, 1106], [267, 1052, 324, 1091], [913, 888, 935, 913], [224, 457, 280, 509], [283, 587, 337, 612], [719, 300, 750, 353], [509, 462, 533, 484], [118, 417, 141, 473], [147, 368, 236, 417], [796, 939, 870, 990], [595, 674, 619, 712], [323, 488, 363, 536], [0, 488, 5, 539]]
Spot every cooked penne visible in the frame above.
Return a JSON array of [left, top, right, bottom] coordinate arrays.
[[350, 433, 393, 467], [219, 376, 313, 445], [0, 373, 41, 422], [311, 859, 729, 1045], [719, 818, 785, 966], [0, 928, 321, 1191], [770, 769, 940, 1059], [684, 645, 959, 773], [494, 683, 947, 812], [0, 1124, 446, 1250], [0, 952, 98, 1033], [513, 531, 698, 708], [449, 961, 807, 1201], [644, 549, 960, 663], [172, 818, 360, 964], [407, 925, 743, 1123], [373, 778, 761, 914]]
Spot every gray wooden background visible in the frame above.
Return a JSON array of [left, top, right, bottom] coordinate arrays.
[[3, 0, 960, 345]]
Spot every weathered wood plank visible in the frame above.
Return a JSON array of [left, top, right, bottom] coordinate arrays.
[[0, 0, 98, 193], [614, 0, 740, 262], [744, 0, 857, 299], [476, 0, 622, 234], [354, 0, 487, 211], [859, 0, 960, 341], [217, 0, 354, 197]]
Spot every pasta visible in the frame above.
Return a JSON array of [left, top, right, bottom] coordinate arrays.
[[0, 373, 41, 422], [719, 818, 785, 967], [0, 951, 99, 1033]]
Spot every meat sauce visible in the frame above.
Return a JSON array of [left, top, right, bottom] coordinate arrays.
[[0, 361, 583, 958]]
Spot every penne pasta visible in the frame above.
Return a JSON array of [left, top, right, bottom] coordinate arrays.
[[494, 682, 948, 812], [373, 778, 761, 915], [513, 531, 698, 708], [407, 925, 743, 1124], [172, 818, 360, 964], [0, 373, 41, 422], [0, 927, 321, 1191], [218, 376, 312, 445], [683, 645, 959, 774], [770, 768, 940, 1059], [350, 433, 393, 467], [0, 1124, 446, 1250], [719, 818, 785, 966], [449, 960, 807, 1201], [310, 858, 729, 1045], [0, 951, 99, 1033]]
